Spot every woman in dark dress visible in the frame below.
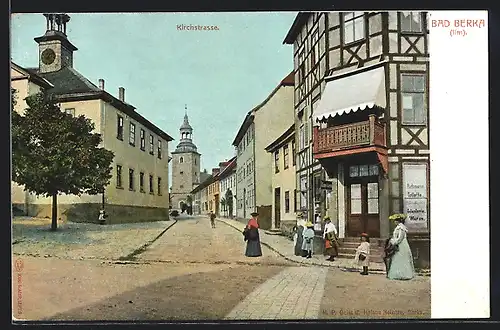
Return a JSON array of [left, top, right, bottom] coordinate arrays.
[[243, 212, 263, 257]]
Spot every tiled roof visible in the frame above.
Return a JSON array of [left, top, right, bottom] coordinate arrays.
[[27, 66, 101, 96]]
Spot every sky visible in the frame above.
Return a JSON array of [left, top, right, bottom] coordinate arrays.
[[10, 12, 297, 185]]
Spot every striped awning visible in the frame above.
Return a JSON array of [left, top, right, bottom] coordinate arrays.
[[314, 64, 386, 122]]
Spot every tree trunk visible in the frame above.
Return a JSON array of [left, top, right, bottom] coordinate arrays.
[[51, 193, 58, 231]]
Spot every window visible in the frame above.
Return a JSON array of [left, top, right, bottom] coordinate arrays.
[[149, 175, 154, 194], [149, 134, 154, 155], [129, 169, 135, 190], [292, 139, 296, 166], [117, 115, 124, 140], [139, 172, 145, 192], [285, 191, 290, 213], [274, 150, 280, 173], [116, 165, 122, 188], [298, 48, 306, 83], [283, 144, 289, 169], [350, 184, 362, 214], [65, 108, 75, 116], [129, 122, 136, 146], [310, 29, 320, 67], [401, 74, 426, 125], [401, 11, 423, 32], [299, 125, 305, 150], [158, 177, 162, 196], [194, 158, 197, 165], [180, 184, 184, 189], [180, 171, 184, 175], [180, 157, 184, 163], [157, 140, 162, 159], [349, 164, 379, 177], [343, 12, 365, 44], [140, 129, 145, 151]]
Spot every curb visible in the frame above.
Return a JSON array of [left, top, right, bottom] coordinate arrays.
[[116, 219, 179, 261], [217, 218, 430, 277]]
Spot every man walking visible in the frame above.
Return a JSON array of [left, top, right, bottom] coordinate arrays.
[[210, 211, 216, 228]]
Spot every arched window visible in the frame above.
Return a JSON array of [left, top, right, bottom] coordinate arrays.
[[180, 157, 184, 163]]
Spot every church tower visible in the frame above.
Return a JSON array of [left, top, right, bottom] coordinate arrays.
[[35, 13, 78, 73], [170, 106, 201, 210]]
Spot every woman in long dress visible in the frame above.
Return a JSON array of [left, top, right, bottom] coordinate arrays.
[[243, 212, 262, 257], [387, 215, 415, 280]]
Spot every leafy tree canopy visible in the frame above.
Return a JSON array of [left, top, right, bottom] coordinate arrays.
[[12, 91, 114, 198]]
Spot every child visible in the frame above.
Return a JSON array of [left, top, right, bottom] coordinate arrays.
[[209, 211, 216, 228], [301, 222, 315, 259], [291, 226, 298, 253], [353, 233, 370, 275]]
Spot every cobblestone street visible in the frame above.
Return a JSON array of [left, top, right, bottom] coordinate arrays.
[[12, 215, 430, 321]]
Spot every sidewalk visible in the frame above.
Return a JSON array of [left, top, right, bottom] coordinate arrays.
[[12, 216, 177, 261], [217, 217, 430, 276]]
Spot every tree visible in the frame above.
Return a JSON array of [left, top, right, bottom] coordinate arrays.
[[11, 91, 114, 231], [186, 195, 193, 215]]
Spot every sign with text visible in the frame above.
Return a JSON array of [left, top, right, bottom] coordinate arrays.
[[402, 163, 428, 232]]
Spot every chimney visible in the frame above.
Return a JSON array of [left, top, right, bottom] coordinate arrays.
[[98, 79, 105, 90], [119, 87, 125, 102]]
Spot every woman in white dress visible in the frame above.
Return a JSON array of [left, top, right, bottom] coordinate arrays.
[[387, 214, 415, 280]]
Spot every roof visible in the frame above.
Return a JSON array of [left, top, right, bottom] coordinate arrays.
[[25, 66, 174, 142], [265, 124, 295, 152], [11, 62, 54, 89], [218, 156, 237, 179], [232, 71, 294, 146], [232, 111, 254, 146], [283, 13, 312, 44], [191, 174, 214, 194], [314, 62, 387, 122]]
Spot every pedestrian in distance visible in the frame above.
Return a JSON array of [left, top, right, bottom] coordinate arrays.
[[301, 222, 315, 259], [353, 233, 371, 275], [386, 214, 415, 280], [209, 211, 216, 228], [242, 212, 263, 257]]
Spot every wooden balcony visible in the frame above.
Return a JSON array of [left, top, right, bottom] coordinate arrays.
[[313, 115, 386, 155]]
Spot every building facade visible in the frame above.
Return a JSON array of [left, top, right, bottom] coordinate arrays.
[[11, 14, 173, 224], [233, 73, 294, 229], [191, 173, 213, 215], [265, 125, 297, 230], [284, 11, 430, 267], [170, 109, 201, 210], [218, 157, 237, 218], [207, 168, 221, 215]]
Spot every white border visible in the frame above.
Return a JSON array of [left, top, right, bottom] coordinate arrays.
[[429, 10, 490, 318]]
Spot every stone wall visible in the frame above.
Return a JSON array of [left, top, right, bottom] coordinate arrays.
[[18, 203, 169, 224]]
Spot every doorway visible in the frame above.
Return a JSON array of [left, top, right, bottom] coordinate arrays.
[[274, 187, 281, 229], [346, 164, 381, 237]]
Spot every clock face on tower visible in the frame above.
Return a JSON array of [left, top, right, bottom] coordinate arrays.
[[41, 48, 56, 65]]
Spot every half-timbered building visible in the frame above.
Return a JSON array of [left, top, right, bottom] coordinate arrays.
[[283, 11, 430, 267]]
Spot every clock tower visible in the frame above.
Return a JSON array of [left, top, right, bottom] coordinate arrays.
[[35, 13, 78, 73]]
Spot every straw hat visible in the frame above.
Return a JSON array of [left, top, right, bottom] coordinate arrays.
[[323, 216, 331, 222], [250, 212, 259, 217], [304, 221, 314, 228]]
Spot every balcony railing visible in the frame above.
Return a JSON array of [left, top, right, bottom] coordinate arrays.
[[313, 115, 386, 154]]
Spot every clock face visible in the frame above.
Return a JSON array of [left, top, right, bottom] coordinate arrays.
[[41, 48, 56, 65]]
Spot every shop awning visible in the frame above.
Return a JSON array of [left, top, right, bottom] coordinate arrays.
[[314, 65, 387, 122]]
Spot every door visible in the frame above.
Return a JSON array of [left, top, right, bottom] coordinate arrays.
[[346, 164, 381, 237], [274, 188, 281, 229]]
